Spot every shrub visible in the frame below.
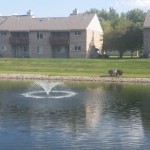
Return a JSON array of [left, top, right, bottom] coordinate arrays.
[[117, 69, 123, 76], [108, 70, 113, 76], [108, 69, 123, 77]]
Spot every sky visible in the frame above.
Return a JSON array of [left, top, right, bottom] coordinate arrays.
[[0, 0, 150, 17]]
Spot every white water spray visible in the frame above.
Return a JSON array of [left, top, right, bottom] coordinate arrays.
[[35, 81, 61, 95], [22, 81, 76, 99]]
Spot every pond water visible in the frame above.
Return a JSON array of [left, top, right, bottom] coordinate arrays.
[[0, 80, 150, 150]]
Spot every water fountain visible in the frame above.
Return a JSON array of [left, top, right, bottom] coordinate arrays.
[[35, 81, 61, 95], [22, 81, 76, 99]]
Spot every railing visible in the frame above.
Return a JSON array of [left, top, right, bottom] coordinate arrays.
[[49, 37, 69, 45], [9, 37, 29, 45]]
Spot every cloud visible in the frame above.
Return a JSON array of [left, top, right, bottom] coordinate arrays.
[[115, 0, 150, 11]]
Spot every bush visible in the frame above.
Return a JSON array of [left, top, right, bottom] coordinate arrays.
[[108, 70, 113, 76], [117, 69, 123, 76], [108, 69, 123, 77]]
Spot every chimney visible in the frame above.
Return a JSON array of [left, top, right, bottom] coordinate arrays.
[[71, 8, 79, 15], [26, 10, 35, 18]]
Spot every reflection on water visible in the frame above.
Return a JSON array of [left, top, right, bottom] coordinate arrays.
[[0, 80, 150, 150]]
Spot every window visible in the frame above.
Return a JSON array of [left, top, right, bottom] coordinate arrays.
[[23, 46, 28, 53], [75, 46, 81, 51], [37, 32, 43, 39], [1, 45, 7, 51], [75, 31, 81, 36], [37, 46, 43, 54], [1, 32, 6, 36]]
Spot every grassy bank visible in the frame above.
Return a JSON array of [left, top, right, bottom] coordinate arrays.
[[0, 58, 150, 78]]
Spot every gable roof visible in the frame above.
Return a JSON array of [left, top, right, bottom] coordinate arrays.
[[0, 13, 103, 32], [144, 10, 150, 28], [87, 15, 103, 32]]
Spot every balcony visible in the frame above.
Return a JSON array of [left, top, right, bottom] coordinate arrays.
[[9, 37, 29, 46], [49, 37, 69, 46]]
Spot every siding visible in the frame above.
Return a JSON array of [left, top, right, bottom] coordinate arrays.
[[144, 29, 150, 57], [29, 31, 51, 58], [0, 32, 12, 57], [69, 30, 87, 58]]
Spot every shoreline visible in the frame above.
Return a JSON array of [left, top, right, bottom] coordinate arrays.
[[0, 74, 150, 83]]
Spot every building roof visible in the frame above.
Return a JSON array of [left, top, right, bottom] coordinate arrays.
[[0, 12, 103, 32], [144, 10, 150, 28]]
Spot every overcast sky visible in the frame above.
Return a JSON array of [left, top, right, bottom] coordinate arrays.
[[0, 0, 149, 17]]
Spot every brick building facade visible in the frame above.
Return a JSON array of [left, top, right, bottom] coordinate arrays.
[[0, 10, 103, 58]]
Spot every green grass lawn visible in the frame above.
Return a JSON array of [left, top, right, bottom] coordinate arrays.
[[0, 58, 150, 78]]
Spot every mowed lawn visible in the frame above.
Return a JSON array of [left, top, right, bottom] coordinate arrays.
[[0, 58, 150, 78]]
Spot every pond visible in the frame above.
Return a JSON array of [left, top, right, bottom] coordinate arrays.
[[0, 80, 150, 150]]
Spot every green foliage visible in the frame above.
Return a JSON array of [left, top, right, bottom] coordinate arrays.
[[86, 8, 145, 58], [108, 70, 113, 76], [117, 69, 123, 76], [108, 69, 123, 77], [123, 22, 143, 57], [125, 9, 145, 23], [86, 7, 119, 22]]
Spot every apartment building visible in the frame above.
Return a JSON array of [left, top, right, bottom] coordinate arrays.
[[144, 10, 150, 58], [0, 10, 103, 58]]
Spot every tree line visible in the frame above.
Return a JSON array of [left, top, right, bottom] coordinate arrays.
[[86, 8, 146, 58]]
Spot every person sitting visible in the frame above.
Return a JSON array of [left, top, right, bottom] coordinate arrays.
[[113, 68, 118, 76]]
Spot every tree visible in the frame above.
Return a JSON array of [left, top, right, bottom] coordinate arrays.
[[123, 22, 143, 57], [85, 8, 100, 15], [102, 19, 127, 58], [102, 20, 113, 52], [126, 9, 145, 23], [98, 9, 110, 21], [85, 8, 145, 57]]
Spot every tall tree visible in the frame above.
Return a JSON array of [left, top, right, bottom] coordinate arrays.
[[101, 20, 113, 52], [126, 9, 145, 23], [85, 8, 145, 57], [123, 22, 143, 57], [112, 18, 133, 58]]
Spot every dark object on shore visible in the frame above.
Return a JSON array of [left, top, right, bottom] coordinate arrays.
[[108, 69, 123, 77]]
